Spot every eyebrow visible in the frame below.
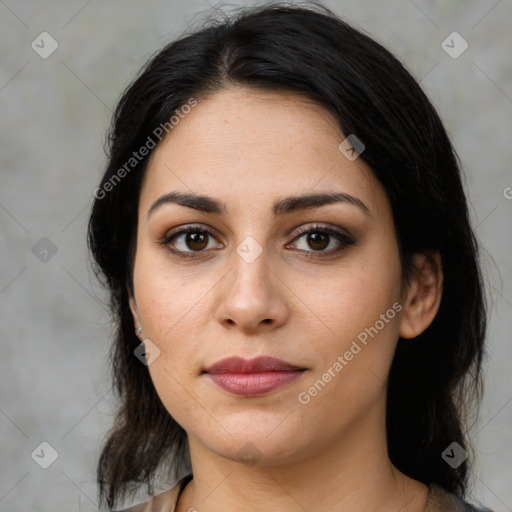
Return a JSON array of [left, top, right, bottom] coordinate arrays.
[[147, 190, 371, 218]]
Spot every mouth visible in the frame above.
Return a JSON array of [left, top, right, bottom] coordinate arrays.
[[203, 356, 307, 397]]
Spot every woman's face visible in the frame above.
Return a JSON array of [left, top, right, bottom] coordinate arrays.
[[130, 86, 411, 467]]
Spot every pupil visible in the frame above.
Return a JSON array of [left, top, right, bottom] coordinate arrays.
[[308, 233, 328, 250], [187, 232, 207, 250]]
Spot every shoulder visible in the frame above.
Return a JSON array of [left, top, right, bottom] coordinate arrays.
[[114, 473, 193, 512], [426, 483, 494, 512]]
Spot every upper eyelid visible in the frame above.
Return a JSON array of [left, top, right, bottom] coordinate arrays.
[[164, 223, 218, 240], [292, 223, 351, 237]]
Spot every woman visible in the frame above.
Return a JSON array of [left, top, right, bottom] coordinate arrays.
[[88, 3, 493, 511]]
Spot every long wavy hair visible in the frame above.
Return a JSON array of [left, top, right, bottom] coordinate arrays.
[[88, 3, 487, 510]]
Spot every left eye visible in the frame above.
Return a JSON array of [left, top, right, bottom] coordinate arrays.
[[287, 226, 354, 255]]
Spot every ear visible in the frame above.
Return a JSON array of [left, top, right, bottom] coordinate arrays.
[[129, 295, 142, 333], [399, 250, 443, 339]]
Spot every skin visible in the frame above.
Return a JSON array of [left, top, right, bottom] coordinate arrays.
[[129, 86, 443, 512]]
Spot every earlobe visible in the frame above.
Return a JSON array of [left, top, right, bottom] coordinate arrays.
[[399, 251, 443, 339]]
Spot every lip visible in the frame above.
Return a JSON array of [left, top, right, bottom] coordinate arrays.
[[204, 356, 306, 397]]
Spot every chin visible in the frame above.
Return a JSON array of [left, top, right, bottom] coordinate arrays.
[[194, 415, 315, 467]]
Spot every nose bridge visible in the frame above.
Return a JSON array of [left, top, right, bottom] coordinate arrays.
[[215, 233, 288, 331], [228, 208, 272, 284], [230, 235, 272, 301]]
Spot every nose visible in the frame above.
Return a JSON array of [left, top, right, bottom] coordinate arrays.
[[214, 245, 290, 334]]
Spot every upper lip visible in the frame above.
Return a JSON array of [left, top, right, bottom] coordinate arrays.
[[204, 356, 304, 374]]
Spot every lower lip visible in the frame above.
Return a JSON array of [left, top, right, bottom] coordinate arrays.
[[206, 371, 304, 397]]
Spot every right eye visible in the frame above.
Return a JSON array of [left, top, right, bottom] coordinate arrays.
[[162, 225, 223, 258]]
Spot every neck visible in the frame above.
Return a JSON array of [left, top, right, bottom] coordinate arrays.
[[177, 403, 428, 512]]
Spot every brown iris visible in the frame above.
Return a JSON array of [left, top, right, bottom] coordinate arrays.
[[185, 232, 209, 251], [307, 232, 329, 251]]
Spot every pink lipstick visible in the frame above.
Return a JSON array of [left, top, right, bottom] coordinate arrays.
[[204, 356, 305, 397]]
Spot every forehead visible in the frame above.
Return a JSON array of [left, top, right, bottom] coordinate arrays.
[[140, 86, 383, 216], [150, 87, 344, 163]]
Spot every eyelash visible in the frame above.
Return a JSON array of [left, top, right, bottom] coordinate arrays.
[[160, 223, 356, 259]]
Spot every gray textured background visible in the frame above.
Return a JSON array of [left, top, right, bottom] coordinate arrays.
[[1, 1, 511, 510]]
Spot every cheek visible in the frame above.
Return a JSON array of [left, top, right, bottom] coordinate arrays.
[[302, 247, 402, 380], [133, 245, 205, 335], [296, 285, 401, 423], [132, 250, 206, 382], [133, 255, 206, 426], [317, 256, 400, 334], [148, 365, 198, 421]]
